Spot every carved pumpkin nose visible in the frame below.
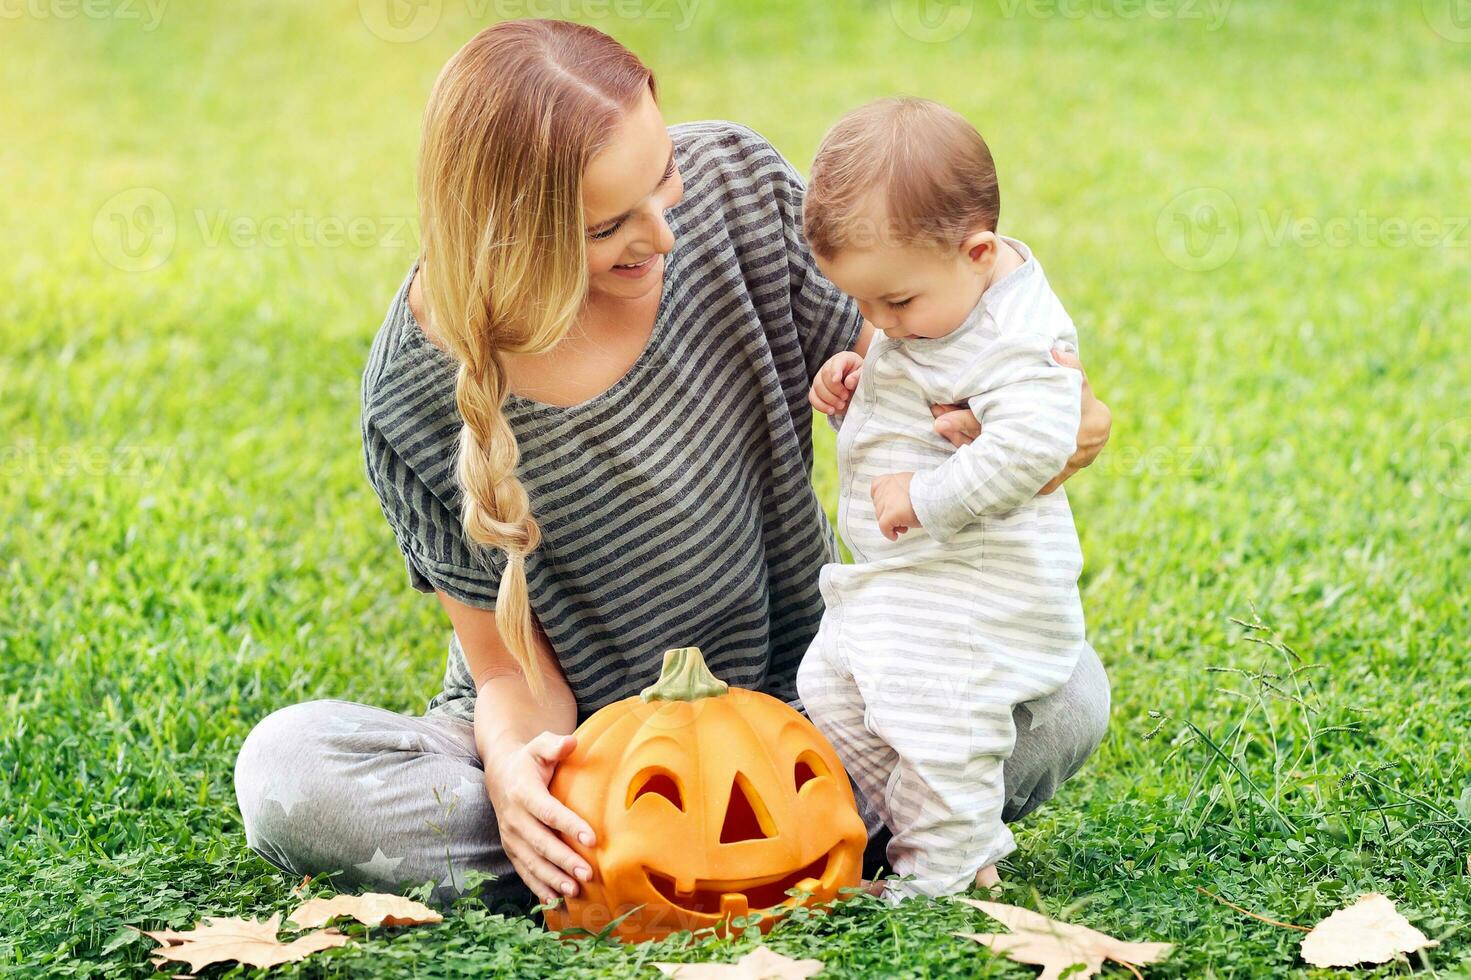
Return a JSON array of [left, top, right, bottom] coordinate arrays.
[[719, 772, 774, 843]]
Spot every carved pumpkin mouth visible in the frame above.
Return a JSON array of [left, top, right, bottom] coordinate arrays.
[[643, 846, 835, 918]]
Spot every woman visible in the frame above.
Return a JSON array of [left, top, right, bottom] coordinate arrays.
[[234, 19, 1112, 915]]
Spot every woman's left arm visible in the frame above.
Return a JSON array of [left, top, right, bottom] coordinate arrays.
[[928, 347, 1111, 494]]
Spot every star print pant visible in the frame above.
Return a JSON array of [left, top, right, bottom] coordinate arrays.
[[232, 645, 1108, 912]]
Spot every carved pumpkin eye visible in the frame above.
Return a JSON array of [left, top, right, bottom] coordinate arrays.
[[794, 750, 828, 792], [628, 767, 684, 811]]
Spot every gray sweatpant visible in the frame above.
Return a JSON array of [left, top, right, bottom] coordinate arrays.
[[233, 645, 1109, 914]]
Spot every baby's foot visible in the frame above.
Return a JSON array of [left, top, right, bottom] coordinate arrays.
[[973, 865, 1001, 890], [858, 877, 887, 898]]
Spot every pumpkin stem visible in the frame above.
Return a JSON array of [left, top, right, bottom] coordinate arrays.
[[640, 647, 729, 702]]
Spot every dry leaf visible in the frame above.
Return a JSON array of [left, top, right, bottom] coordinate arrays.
[[286, 891, 443, 929], [1300, 893, 1439, 968], [130, 912, 349, 972], [653, 944, 824, 978], [952, 897, 1173, 980]]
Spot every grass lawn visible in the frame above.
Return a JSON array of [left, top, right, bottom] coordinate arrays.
[[3, 0, 1469, 975]]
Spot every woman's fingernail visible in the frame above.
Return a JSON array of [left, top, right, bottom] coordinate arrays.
[[561, 881, 575, 895], [580, 832, 595, 846], [576, 866, 591, 881]]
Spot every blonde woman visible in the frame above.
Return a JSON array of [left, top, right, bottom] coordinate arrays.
[[233, 19, 1113, 914]]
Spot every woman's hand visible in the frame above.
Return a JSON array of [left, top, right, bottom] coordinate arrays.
[[483, 730, 598, 907], [928, 347, 1111, 493]]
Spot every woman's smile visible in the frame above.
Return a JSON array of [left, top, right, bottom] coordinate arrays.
[[611, 253, 661, 279]]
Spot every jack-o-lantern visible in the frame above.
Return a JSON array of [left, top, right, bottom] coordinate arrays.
[[543, 646, 867, 943]]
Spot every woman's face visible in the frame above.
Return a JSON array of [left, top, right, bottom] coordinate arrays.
[[581, 88, 684, 303]]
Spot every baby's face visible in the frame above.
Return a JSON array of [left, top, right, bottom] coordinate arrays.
[[814, 236, 990, 342]]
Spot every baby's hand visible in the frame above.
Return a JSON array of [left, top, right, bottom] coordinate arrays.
[[810, 351, 864, 417], [871, 472, 920, 541]]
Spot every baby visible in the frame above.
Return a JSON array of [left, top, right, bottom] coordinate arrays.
[[794, 98, 1094, 904]]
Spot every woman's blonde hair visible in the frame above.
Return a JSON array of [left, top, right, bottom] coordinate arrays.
[[416, 20, 654, 701]]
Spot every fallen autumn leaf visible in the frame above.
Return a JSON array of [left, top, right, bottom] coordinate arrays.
[[1300, 893, 1439, 968], [287, 891, 444, 929], [130, 912, 349, 972], [952, 897, 1173, 980]]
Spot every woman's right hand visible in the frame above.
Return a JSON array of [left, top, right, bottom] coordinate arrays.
[[483, 730, 598, 907]]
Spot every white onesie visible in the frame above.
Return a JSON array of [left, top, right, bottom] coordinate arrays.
[[796, 236, 1091, 904]]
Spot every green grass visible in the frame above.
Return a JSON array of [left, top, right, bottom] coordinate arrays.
[[3, 0, 1469, 975]]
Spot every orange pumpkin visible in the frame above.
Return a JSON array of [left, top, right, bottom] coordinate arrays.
[[543, 646, 867, 943]]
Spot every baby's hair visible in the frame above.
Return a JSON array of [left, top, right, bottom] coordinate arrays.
[[803, 97, 1000, 258]]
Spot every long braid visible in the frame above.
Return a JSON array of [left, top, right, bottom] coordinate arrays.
[[414, 19, 654, 697]]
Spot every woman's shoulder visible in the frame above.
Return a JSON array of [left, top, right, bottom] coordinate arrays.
[[670, 119, 782, 162], [667, 120, 804, 259], [670, 120, 803, 203], [361, 260, 459, 439]]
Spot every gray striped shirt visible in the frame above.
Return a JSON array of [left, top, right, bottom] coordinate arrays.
[[360, 121, 863, 724]]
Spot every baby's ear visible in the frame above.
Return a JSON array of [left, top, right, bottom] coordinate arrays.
[[961, 230, 999, 268]]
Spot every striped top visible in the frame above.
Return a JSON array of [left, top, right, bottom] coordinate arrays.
[[360, 121, 863, 724]]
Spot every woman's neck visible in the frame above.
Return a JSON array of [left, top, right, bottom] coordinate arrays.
[[501, 278, 664, 406]]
